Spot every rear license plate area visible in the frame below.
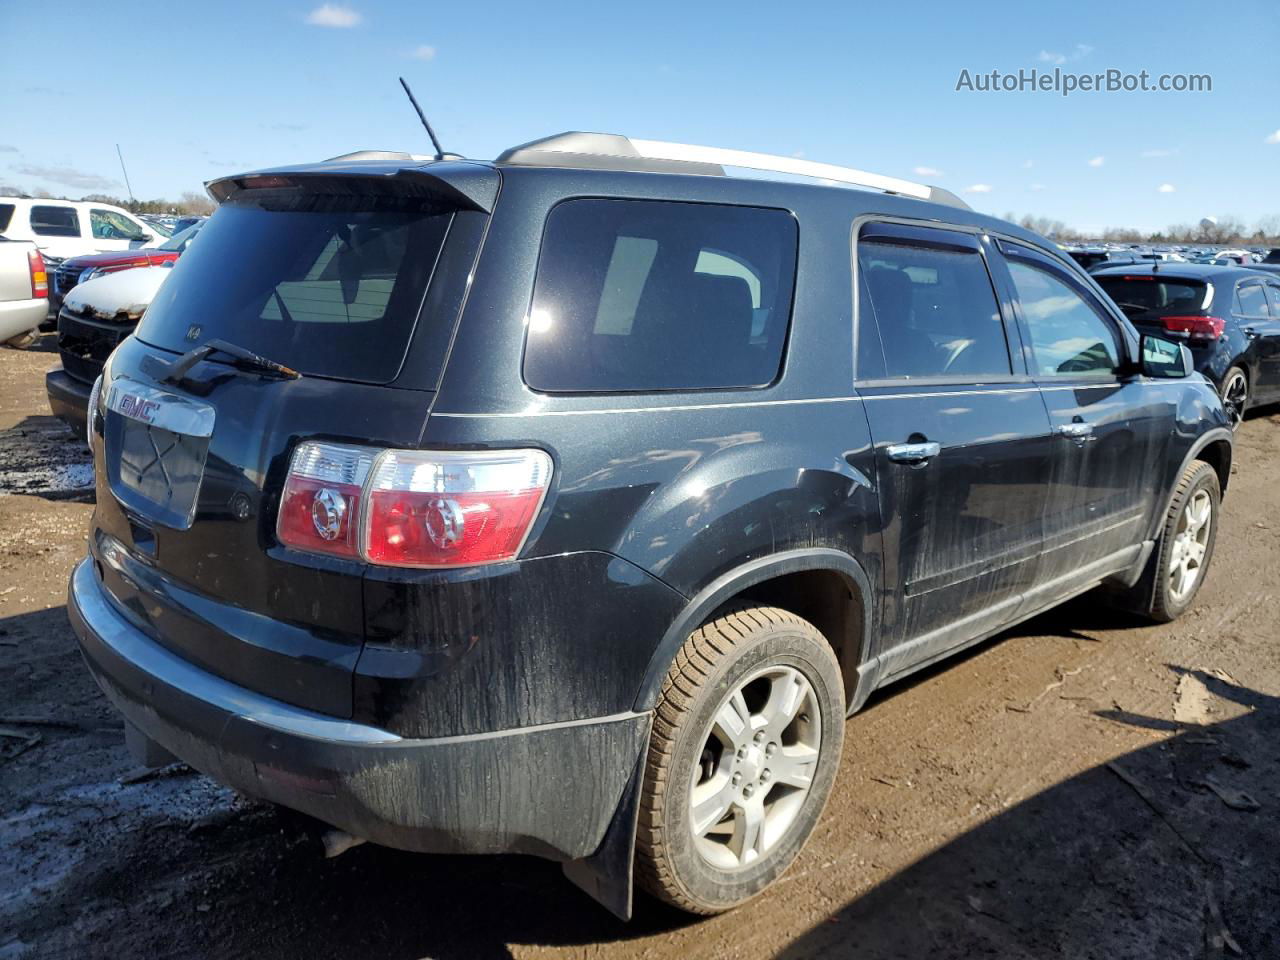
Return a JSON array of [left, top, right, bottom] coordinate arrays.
[[104, 377, 215, 530]]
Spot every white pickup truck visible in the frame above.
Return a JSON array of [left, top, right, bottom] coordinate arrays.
[[0, 236, 48, 348]]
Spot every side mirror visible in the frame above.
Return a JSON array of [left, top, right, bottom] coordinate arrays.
[[1140, 334, 1193, 379]]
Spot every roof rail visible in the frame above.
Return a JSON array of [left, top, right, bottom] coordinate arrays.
[[496, 132, 970, 209]]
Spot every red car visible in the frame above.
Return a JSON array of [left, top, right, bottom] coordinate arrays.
[[48, 220, 203, 312]]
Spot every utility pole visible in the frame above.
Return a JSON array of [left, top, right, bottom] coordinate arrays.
[[116, 144, 135, 205]]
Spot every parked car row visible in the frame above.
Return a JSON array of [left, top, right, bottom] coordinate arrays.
[[61, 135, 1238, 922]]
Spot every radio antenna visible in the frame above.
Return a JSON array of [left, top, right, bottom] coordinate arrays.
[[398, 77, 445, 160]]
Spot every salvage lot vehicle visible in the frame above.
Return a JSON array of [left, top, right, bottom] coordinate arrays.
[[1094, 263, 1280, 429], [67, 135, 1233, 919], [49, 219, 204, 313], [47, 266, 172, 433], [0, 235, 48, 347], [0, 196, 165, 262]]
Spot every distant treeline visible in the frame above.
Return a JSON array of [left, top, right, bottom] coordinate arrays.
[[1004, 213, 1280, 246]]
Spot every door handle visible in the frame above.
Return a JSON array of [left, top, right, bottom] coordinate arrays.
[[1056, 421, 1095, 440], [886, 441, 942, 465]]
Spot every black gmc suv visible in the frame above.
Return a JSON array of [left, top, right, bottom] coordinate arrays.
[[69, 134, 1232, 919]]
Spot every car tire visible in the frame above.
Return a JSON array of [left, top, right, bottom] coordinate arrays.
[[635, 606, 844, 915], [4, 328, 39, 350], [1220, 366, 1248, 431], [1139, 461, 1220, 623]]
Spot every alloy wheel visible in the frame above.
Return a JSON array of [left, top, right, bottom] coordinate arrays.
[[689, 665, 822, 870], [1168, 489, 1212, 603]]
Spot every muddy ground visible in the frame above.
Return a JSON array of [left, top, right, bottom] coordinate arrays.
[[1, 336, 1277, 959]]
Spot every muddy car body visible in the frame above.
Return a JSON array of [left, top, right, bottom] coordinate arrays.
[[69, 136, 1232, 918]]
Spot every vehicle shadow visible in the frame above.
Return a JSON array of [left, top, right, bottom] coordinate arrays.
[[9, 601, 1277, 959], [775, 669, 1279, 960]]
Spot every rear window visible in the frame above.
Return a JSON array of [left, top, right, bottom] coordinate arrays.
[[31, 205, 80, 238], [0, 204, 13, 233], [135, 197, 453, 383], [523, 199, 797, 393], [1096, 275, 1208, 319]]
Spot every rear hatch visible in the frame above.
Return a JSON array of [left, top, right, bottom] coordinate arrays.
[[1094, 273, 1217, 341], [89, 163, 495, 717]]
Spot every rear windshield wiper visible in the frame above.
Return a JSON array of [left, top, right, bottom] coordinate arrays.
[[156, 338, 301, 384]]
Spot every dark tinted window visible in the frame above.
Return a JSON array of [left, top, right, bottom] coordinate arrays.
[[1095, 275, 1207, 319], [135, 198, 452, 383], [0, 204, 13, 232], [1237, 282, 1268, 316], [1009, 261, 1119, 376], [31, 205, 80, 237], [523, 199, 797, 393], [857, 239, 1010, 378]]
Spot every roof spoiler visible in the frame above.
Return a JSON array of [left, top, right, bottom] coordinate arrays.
[[205, 158, 499, 213]]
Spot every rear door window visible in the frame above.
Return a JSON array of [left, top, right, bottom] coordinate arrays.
[[857, 229, 1011, 379], [135, 198, 454, 383], [523, 199, 797, 393], [0, 204, 14, 232], [30, 205, 80, 237], [1095, 275, 1208, 321]]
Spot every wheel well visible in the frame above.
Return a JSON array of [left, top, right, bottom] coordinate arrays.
[[730, 569, 866, 709], [1196, 439, 1232, 495]]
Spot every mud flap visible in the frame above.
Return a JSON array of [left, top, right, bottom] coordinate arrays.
[[561, 722, 650, 920], [124, 719, 176, 768]]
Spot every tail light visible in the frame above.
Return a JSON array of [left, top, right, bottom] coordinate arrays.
[[1160, 315, 1225, 341], [28, 250, 47, 299], [277, 442, 553, 568], [277, 443, 376, 558]]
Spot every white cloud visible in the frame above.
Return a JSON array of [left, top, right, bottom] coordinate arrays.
[[1266, 129, 1280, 144], [1030, 183, 1047, 191], [1038, 43, 1093, 66], [409, 44, 436, 60], [963, 184, 993, 194], [1087, 155, 1105, 167], [13, 163, 120, 191], [1141, 147, 1178, 158], [1157, 183, 1176, 193], [913, 166, 942, 177], [306, 4, 361, 27]]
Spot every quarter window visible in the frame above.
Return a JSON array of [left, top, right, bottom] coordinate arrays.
[[1008, 261, 1120, 376], [857, 239, 1010, 378], [30, 205, 80, 238], [524, 199, 797, 393], [1264, 285, 1280, 316], [1237, 282, 1269, 316]]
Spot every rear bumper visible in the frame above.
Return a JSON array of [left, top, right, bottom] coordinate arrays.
[[69, 557, 650, 861], [0, 296, 46, 342], [46, 367, 91, 436]]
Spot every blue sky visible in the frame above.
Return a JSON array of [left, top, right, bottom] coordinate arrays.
[[0, 0, 1276, 233]]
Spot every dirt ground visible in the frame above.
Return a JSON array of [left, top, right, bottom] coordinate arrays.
[[1, 335, 1277, 959]]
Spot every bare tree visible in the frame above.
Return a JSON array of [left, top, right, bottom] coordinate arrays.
[[178, 191, 216, 216]]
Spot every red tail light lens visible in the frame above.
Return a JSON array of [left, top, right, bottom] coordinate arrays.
[[28, 250, 47, 299], [276, 442, 376, 558], [1160, 315, 1225, 341], [363, 449, 553, 568], [277, 443, 553, 568]]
